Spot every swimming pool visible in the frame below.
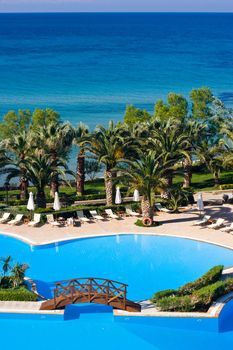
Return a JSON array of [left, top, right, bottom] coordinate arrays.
[[1, 234, 233, 349]]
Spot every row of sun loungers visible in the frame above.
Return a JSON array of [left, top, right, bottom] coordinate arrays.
[[193, 215, 233, 232], [0, 206, 141, 228]]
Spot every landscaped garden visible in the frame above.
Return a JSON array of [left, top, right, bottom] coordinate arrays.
[[151, 265, 233, 312], [0, 256, 37, 301]]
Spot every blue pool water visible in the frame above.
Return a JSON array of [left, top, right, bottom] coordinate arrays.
[[1, 234, 233, 349]]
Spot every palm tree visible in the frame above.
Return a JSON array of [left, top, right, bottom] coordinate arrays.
[[36, 122, 74, 197], [116, 150, 174, 220], [3, 130, 33, 199], [182, 121, 206, 188], [149, 119, 191, 195], [73, 122, 89, 196], [1, 256, 12, 276], [86, 121, 132, 205], [196, 141, 224, 185], [4, 153, 72, 208], [11, 263, 28, 288]]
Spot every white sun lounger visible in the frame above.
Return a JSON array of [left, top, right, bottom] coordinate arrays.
[[126, 207, 140, 217], [46, 214, 62, 227], [28, 213, 41, 227], [105, 209, 120, 219], [0, 212, 11, 224], [155, 203, 172, 213], [220, 223, 233, 233], [89, 210, 105, 221], [76, 211, 92, 223], [192, 215, 211, 226], [207, 218, 225, 230], [8, 214, 24, 225]]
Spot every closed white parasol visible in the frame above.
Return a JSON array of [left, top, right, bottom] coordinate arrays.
[[133, 189, 140, 202], [197, 193, 204, 213], [115, 187, 122, 204], [53, 192, 61, 211], [27, 192, 35, 211]]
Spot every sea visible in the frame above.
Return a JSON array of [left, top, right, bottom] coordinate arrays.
[[0, 12, 233, 130]]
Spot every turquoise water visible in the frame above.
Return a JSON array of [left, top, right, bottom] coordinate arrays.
[[1, 234, 233, 349], [0, 13, 233, 128]]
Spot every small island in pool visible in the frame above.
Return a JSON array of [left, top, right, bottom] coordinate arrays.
[[0, 256, 37, 301], [151, 265, 233, 312]]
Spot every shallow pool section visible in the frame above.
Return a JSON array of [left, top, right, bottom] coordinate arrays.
[[1, 234, 233, 349]]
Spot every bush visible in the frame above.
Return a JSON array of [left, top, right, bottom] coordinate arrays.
[[151, 289, 178, 303], [151, 266, 233, 313], [219, 184, 233, 190], [0, 287, 37, 301], [179, 265, 224, 295], [156, 295, 193, 312]]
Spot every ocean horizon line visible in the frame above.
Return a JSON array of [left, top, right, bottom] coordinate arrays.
[[0, 11, 233, 14]]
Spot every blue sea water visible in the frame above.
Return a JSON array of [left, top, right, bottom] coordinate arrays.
[[1, 234, 233, 349], [0, 13, 233, 129]]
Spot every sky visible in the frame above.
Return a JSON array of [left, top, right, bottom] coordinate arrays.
[[0, 0, 232, 13]]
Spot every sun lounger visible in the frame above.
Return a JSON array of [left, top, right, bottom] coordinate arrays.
[[155, 203, 172, 213], [46, 214, 62, 227], [76, 211, 92, 223], [89, 210, 105, 221], [28, 214, 41, 227], [0, 212, 11, 224], [220, 223, 233, 233], [126, 207, 140, 217], [8, 214, 24, 225], [207, 218, 225, 230], [105, 209, 120, 219], [192, 215, 211, 226]]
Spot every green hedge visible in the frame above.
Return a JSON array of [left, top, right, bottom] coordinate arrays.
[[0, 287, 38, 301], [156, 279, 233, 312], [151, 266, 233, 312], [179, 265, 224, 295], [151, 289, 178, 303], [219, 184, 233, 190]]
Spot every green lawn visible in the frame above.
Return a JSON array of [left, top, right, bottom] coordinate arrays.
[[174, 171, 233, 191], [0, 171, 233, 202]]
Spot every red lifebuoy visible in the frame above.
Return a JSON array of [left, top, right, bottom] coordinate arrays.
[[142, 217, 153, 226]]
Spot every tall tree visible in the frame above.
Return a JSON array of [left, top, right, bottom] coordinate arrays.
[[3, 130, 33, 199], [149, 119, 191, 195], [154, 93, 188, 121], [73, 123, 89, 196], [36, 122, 74, 197], [86, 121, 130, 205], [116, 151, 174, 220]]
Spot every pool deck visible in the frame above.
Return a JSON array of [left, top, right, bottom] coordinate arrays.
[[0, 201, 233, 250]]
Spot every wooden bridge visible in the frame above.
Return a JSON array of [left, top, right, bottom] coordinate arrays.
[[40, 277, 141, 312]]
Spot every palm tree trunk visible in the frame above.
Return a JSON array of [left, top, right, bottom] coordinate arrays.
[[76, 150, 85, 196], [19, 176, 28, 200], [141, 196, 154, 219], [183, 156, 192, 188], [105, 169, 113, 206], [213, 172, 220, 186], [50, 150, 59, 198], [161, 175, 172, 199], [36, 190, 46, 208]]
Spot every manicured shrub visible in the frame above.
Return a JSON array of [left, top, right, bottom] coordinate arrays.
[[179, 265, 224, 295], [151, 289, 178, 303], [0, 287, 37, 301], [219, 184, 233, 190], [152, 269, 233, 313], [156, 295, 194, 312]]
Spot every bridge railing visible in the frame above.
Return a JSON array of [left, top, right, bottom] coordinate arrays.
[[53, 277, 128, 309]]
